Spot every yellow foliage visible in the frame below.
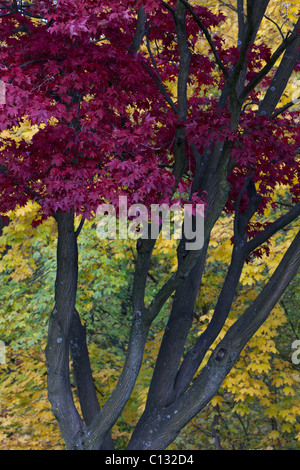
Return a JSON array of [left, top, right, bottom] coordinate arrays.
[[210, 395, 224, 407], [0, 346, 64, 450], [0, 117, 45, 146], [0, 201, 56, 282]]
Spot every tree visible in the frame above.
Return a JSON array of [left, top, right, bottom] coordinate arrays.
[[0, 0, 299, 450], [0, 202, 299, 449]]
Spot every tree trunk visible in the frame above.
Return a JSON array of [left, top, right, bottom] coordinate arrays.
[[45, 211, 86, 449]]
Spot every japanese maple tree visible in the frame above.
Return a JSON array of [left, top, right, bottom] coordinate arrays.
[[0, 0, 299, 450]]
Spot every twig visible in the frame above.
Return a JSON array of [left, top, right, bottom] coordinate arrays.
[[240, 30, 298, 103], [271, 98, 300, 119], [142, 36, 177, 113], [75, 217, 85, 238], [264, 14, 284, 40], [177, 0, 228, 81]]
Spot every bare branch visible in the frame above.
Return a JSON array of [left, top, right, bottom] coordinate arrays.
[[237, 0, 245, 44], [172, 0, 192, 181], [132, 234, 156, 313], [271, 97, 300, 119], [146, 240, 209, 407], [141, 60, 178, 113], [229, 0, 255, 92], [169, 229, 300, 451], [145, 34, 177, 112], [129, 7, 146, 54], [75, 217, 85, 238], [127, 224, 300, 450], [161, 0, 176, 14], [246, 202, 300, 254], [241, 22, 300, 104], [85, 314, 152, 449], [177, 0, 229, 80], [264, 14, 285, 40]]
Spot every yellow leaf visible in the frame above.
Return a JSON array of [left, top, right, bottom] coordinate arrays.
[[210, 395, 224, 407], [269, 430, 280, 440]]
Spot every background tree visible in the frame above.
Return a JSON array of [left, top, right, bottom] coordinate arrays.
[[0, 0, 299, 450]]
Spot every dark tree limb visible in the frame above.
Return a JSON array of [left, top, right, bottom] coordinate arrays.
[[85, 311, 153, 449], [144, 36, 177, 114], [218, 0, 270, 109], [237, 0, 245, 42], [177, 0, 228, 80], [130, 7, 146, 54], [141, 61, 177, 113], [45, 211, 86, 449], [132, 234, 157, 313], [271, 97, 300, 119], [69, 309, 114, 449], [246, 202, 300, 254], [172, 0, 192, 182], [174, 193, 300, 399], [75, 217, 85, 238], [70, 310, 100, 426], [228, 0, 256, 97], [145, 239, 209, 408], [242, 17, 300, 106], [264, 14, 285, 40], [173, 176, 259, 398], [128, 228, 300, 450]]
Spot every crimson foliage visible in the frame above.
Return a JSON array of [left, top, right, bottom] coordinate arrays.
[[0, 0, 298, 227]]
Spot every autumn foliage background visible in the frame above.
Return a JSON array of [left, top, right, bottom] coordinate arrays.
[[0, 203, 299, 450], [0, 0, 299, 450]]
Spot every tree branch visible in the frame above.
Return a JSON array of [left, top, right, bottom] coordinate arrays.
[[173, 240, 246, 400], [161, 1, 176, 15], [271, 97, 300, 119], [177, 0, 228, 80], [69, 309, 114, 449], [172, 187, 298, 399], [141, 60, 177, 113], [85, 311, 152, 449], [130, 229, 300, 450], [130, 7, 146, 54], [264, 14, 285, 40], [229, 0, 255, 96], [246, 202, 300, 254], [132, 233, 157, 313], [237, 0, 245, 43], [145, 239, 209, 408], [234, 177, 262, 242], [172, 0, 192, 182], [173, 176, 259, 398], [75, 217, 85, 238], [241, 19, 300, 105], [70, 310, 99, 426], [144, 35, 177, 114]]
